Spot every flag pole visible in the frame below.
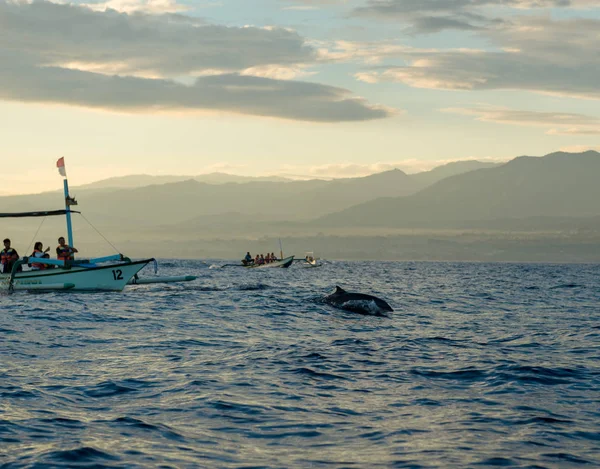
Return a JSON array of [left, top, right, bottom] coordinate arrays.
[[57, 158, 74, 254], [64, 178, 74, 250]]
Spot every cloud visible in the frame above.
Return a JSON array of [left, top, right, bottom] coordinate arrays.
[[352, 16, 600, 101], [278, 157, 507, 178], [0, 60, 392, 121], [442, 106, 600, 134], [280, 0, 348, 11], [83, 0, 188, 14], [283, 0, 347, 5], [240, 64, 316, 80], [353, 0, 600, 33], [0, 0, 393, 122], [202, 162, 249, 173], [547, 128, 600, 136], [559, 144, 600, 152], [1, 1, 314, 77], [317, 40, 432, 64]]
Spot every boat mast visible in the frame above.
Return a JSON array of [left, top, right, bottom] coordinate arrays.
[[57, 157, 75, 251], [63, 178, 74, 249]]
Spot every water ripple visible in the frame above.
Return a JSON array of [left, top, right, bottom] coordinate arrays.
[[1, 260, 599, 468]]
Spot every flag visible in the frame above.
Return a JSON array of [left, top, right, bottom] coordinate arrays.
[[57, 157, 66, 177]]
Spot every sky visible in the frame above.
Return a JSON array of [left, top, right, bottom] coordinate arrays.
[[1, 0, 600, 194]]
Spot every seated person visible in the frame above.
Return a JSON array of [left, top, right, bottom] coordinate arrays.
[[30, 241, 51, 270], [56, 236, 78, 261], [242, 252, 253, 266], [1, 238, 20, 274]]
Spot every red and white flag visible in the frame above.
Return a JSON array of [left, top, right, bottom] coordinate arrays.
[[56, 157, 67, 177]]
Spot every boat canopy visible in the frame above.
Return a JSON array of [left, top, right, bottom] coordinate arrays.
[[0, 209, 80, 218]]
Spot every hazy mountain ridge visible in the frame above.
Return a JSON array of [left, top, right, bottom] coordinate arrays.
[[0, 168, 420, 226], [411, 160, 500, 186], [66, 160, 497, 193], [2, 152, 600, 262], [319, 151, 600, 228], [74, 172, 293, 190]]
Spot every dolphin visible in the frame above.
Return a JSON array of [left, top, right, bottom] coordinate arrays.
[[322, 286, 393, 316]]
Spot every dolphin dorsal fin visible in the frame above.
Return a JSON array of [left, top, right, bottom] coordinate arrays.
[[335, 286, 346, 294]]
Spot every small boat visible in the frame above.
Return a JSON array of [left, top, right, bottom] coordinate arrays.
[[244, 255, 294, 269], [300, 251, 321, 268], [1, 159, 196, 292]]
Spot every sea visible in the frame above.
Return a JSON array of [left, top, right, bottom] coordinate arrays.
[[1, 260, 599, 468]]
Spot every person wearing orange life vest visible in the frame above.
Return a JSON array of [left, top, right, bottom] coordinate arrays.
[[1, 238, 20, 274], [56, 236, 78, 261], [30, 241, 51, 270]]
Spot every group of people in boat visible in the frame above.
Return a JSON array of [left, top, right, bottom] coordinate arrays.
[[0, 237, 78, 274], [241, 251, 279, 266]]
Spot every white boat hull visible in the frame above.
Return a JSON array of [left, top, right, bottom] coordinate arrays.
[[2, 260, 152, 292]]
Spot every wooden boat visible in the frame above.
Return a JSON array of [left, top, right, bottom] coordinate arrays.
[[1, 159, 196, 292], [244, 255, 294, 269]]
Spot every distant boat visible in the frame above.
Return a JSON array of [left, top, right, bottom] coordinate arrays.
[[1, 159, 196, 292], [244, 255, 294, 269], [301, 251, 321, 268]]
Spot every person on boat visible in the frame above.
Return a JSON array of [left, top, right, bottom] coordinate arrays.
[[30, 241, 51, 270], [271, 252, 277, 261], [56, 236, 78, 261], [1, 238, 20, 274], [265, 253, 271, 264], [258, 254, 265, 265], [242, 252, 253, 266]]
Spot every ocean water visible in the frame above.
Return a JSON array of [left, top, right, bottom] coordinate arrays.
[[1, 260, 599, 468]]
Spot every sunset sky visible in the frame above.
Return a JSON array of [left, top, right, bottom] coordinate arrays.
[[1, 0, 599, 194]]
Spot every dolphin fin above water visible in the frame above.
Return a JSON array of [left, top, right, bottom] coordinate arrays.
[[323, 286, 393, 316]]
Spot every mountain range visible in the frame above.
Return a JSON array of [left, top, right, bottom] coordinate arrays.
[[2, 151, 599, 261], [74, 172, 292, 191], [0, 160, 495, 226], [319, 151, 600, 228]]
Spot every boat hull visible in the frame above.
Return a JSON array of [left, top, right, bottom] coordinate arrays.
[[2, 259, 152, 292], [245, 256, 294, 269]]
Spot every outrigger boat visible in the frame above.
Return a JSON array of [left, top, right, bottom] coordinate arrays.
[[224, 238, 294, 269], [303, 252, 318, 267], [243, 239, 293, 268], [1, 159, 196, 292], [293, 251, 321, 268], [243, 255, 294, 269]]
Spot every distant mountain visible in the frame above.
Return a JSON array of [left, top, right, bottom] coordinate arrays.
[[194, 172, 291, 184], [411, 160, 500, 186], [75, 175, 196, 190], [0, 168, 421, 228], [74, 173, 292, 190], [76, 161, 492, 192], [318, 151, 600, 228], [4, 152, 600, 262]]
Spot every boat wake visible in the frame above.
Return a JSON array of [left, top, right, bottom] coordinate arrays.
[[237, 283, 272, 291]]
